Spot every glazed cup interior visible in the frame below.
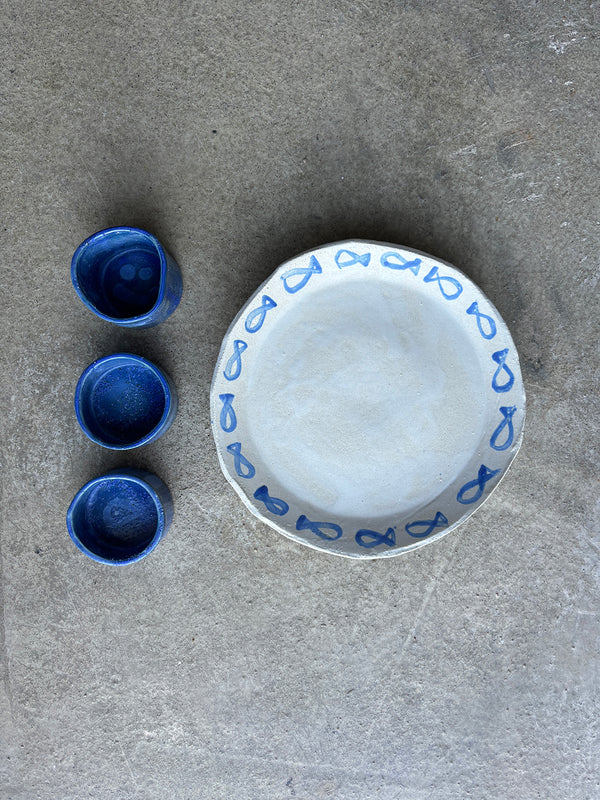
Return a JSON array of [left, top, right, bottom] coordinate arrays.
[[73, 228, 164, 320], [67, 474, 163, 564], [75, 354, 172, 449]]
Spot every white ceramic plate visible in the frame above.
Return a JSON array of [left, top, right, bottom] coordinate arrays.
[[211, 241, 525, 558]]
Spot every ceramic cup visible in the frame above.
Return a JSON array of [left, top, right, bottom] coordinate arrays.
[[67, 469, 173, 565], [75, 353, 177, 449], [71, 226, 182, 327]]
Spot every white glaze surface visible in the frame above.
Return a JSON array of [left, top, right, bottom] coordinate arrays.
[[246, 277, 487, 518]]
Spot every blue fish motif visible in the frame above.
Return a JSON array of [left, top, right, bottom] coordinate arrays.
[[489, 405, 517, 451], [491, 348, 515, 393], [223, 339, 248, 382], [355, 527, 396, 548], [281, 255, 322, 294], [405, 512, 448, 539], [457, 464, 500, 505], [245, 295, 277, 334], [226, 442, 255, 479], [423, 266, 463, 300], [218, 393, 237, 433], [253, 485, 289, 516], [335, 249, 371, 269], [296, 514, 343, 541], [380, 251, 422, 275], [466, 301, 497, 340]]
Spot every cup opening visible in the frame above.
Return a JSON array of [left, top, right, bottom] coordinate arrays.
[[74, 229, 164, 320], [77, 356, 169, 448], [70, 478, 160, 563]]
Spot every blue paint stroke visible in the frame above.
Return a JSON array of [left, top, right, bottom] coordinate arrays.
[[218, 393, 237, 433], [281, 255, 322, 294], [457, 464, 501, 505], [335, 249, 371, 269], [296, 515, 343, 541], [355, 526, 396, 549], [226, 442, 255, 479], [466, 301, 497, 340], [405, 511, 449, 539], [380, 251, 422, 275], [491, 348, 515, 393], [245, 294, 277, 334], [223, 339, 248, 382], [489, 405, 517, 451], [253, 485, 289, 516], [423, 266, 463, 300]]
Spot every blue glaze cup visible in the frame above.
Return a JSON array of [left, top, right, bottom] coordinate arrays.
[[75, 353, 177, 449], [71, 227, 182, 327], [67, 469, 173, 565]]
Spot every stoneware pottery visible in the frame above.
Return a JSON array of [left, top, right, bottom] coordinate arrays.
[[71, 226, 182, 327], [75, 353, 177, 449], [67, 469, 173, 565], [211, 240, 526, 558]]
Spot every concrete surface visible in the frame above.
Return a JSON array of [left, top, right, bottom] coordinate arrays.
[[1, 1, 599, 798]]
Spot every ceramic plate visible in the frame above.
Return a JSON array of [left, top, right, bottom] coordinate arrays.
[[211, 240, 525, 558]]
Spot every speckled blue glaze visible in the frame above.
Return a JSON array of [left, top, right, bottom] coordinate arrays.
[[75, 353, 177, 449], [66, 469, 173, 565], [71, 227, 182, 327]]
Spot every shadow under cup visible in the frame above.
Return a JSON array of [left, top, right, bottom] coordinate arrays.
[[71, 227, 182, 327]]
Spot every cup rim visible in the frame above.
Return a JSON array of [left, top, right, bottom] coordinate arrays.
[[74, 353, 175, 450], [71, 226, 168, 324], [66, 471, 167, 565]]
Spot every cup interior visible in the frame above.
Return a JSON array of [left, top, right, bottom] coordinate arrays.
[[74, 229, 163, 320], [69, 477, 160, 563], [77, 356, 168, 447]]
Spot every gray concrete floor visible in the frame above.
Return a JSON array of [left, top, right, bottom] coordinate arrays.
[[1, 2, 599, 798]]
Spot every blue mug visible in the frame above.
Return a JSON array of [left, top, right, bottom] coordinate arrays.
[[71, 226, 182, 327], [67, 469, 173, 565], [75, 353, 178, 450]]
